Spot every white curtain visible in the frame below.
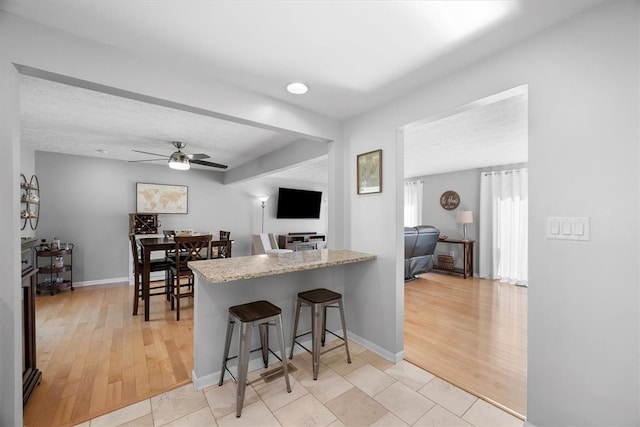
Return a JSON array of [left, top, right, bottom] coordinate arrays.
[[479, 169, 528, 285], [404, 180, 423, 226]]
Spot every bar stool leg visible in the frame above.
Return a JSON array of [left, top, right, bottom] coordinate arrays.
[[236, 322, 251, 418], [219, 317, 235, 386], [275, 315, 291, 393], [259, 322, 269, 368], [338, 299, 351, 363], [289, 298, 302, 359], [321, 305, 327, 346], [311, 302, 323, 380]]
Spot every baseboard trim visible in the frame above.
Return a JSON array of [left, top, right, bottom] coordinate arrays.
[[346, 331, 404, 363], [74, 277, 129, 287]]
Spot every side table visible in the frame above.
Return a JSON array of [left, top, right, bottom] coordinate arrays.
[[433, 238, 474, 279]]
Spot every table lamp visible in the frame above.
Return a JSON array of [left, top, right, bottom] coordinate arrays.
[[456, 210, 473, 241]]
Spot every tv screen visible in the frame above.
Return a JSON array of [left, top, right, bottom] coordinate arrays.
[[276, 187, 322, 219]]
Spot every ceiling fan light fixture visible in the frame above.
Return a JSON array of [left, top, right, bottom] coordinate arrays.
[[286, 82, 308, 95], [168, 151, 190, 170]]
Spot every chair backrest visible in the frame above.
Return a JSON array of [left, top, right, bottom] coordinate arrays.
[[217, 230, 231, 258], [174, 234, 213, 264], [259, 233, 273, 251], [163, 229, 176, 237], [129, 233, 141, 271]]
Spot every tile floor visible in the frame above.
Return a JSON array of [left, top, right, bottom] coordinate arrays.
[[74, 342, 524, 427]]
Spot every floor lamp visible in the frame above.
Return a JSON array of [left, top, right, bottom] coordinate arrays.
[[259, 196, 270, 233]]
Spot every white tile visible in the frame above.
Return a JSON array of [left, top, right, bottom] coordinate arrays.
[[161, 406, 216, 427], [73, 422, 91, 427], [374, 381, 434, 425], [118, 413, 155, 427], [384, 360, 436, 390], [325, 387, 388, 426], [462, 399, 524, 427], [418, 377, 477, 416], [273, 393, 337, 427], [150, 383, 208, 427], [344, 364, 396, 397], [252, 373, 308, 412], [216, 400, 281, 427], [369, 412, 409, 427], [204, 380, 259, 419], [297, 366, 354, 403], [414, 405, 474, 427], [89, 399, 152, 427]]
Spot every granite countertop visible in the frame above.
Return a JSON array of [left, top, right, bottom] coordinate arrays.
[[188, 248, 376, 284]]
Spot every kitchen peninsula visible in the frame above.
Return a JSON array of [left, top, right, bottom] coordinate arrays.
[[188, 249, 376, 389]]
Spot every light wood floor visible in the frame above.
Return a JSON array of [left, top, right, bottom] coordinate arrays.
[[404, 272, 527, 419], [25, 274, 526, 425], [23, 282, 194, 427]]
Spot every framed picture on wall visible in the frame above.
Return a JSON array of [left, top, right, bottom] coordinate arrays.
[[136, 182, 188, 214], [357, 149, 382, 194]]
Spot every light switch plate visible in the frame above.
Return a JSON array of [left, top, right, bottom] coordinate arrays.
[[546, 217, 590, 241]]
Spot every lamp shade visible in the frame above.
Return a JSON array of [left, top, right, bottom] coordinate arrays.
[[456, 210, 473, 224]]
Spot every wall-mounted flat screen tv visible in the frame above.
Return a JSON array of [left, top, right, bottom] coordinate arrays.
[[276, 187, 322, 219]]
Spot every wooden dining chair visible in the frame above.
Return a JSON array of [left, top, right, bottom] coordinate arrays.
[[169, 234, 213, 320], [129, 234, 172, 316], [213, 230, 232, 258]]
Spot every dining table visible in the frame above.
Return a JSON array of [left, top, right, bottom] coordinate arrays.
[[137, 235, 232, 321]]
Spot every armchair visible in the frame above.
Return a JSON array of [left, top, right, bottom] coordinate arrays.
[[404, 225, 440, 281]]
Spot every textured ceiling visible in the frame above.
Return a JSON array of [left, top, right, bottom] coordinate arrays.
[[10, 1, 597, 181], [20, 75, 301, 170], [404, 87, 528, 179]]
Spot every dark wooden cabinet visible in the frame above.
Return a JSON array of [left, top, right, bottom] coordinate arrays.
[[129, 213, 160, 234], [21, 238, 41, 405]]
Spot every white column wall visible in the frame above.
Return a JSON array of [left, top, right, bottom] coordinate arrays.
[[342, 1, 639, 425]]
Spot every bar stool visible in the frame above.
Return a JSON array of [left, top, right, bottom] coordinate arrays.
[[289, 288, 351, 380], [219, 300, 291, 417]]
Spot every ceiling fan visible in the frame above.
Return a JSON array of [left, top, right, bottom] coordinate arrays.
[[129, 141, 228, 170]]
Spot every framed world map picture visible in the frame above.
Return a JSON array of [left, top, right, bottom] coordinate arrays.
[[136, 182, 188, 214]]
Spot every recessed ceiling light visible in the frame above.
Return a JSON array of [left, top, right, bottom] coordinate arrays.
[[286, 82, 309, 95], [97, 149, 108, 154]]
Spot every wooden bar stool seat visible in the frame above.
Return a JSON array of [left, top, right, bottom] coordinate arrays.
[[219, 300, 291, 418], [289, 288, 351, 380]]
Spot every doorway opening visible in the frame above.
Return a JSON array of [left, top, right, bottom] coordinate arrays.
[[400, 85, 528, 419]]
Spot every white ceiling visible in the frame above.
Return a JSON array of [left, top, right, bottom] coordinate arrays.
[[404, 86, 528, 179], [5, 0, 607, 181]]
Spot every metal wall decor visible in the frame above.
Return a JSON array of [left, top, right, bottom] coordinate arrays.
[[439, 190, 460, 210], [20, 174, 40, 230]]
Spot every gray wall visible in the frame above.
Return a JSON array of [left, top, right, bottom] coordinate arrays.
[[34, 151, 328, 283], [344, 1, 639, 425], [412, 163, 527, 274]]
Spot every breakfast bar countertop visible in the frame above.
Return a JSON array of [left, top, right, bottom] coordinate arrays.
[[189, 248, 376, 284]]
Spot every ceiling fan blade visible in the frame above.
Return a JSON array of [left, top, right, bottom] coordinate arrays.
[[132, 149, 167, 157], [128, 159, 165, 163], [191, 159, 228, 169], [187, 153, 210, 160]]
